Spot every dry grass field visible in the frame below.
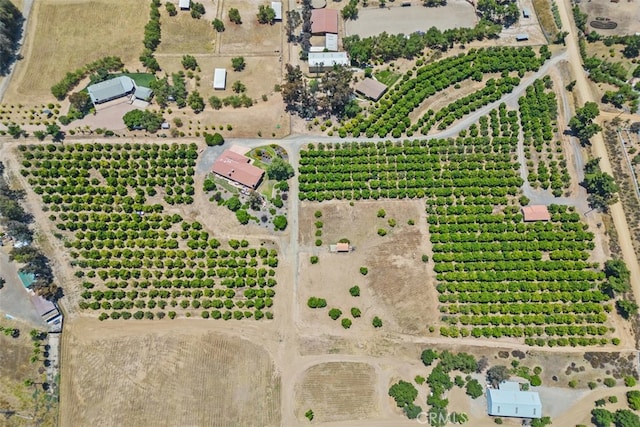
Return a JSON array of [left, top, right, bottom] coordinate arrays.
[[59, 319, 281, 427], [4, 0, 148, 104], [156, 9, 217, 54], [218, 0, 282, 54], [298, 200, 439, 334], [0, 317, 56, 427], [294, 362, 378, 422]]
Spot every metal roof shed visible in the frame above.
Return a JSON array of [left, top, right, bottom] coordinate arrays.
[[179, 0, 190, 10], [325, 33, 338, 51], [308, 52, 349, 72], [87, 76, 135, 104], [355, 78, 388, 101], [522, 8, 531, 18], [213, 68, 227, 90], [134, 86, 153, 101], [487, 382, 542, 419], [516, 33, 529, 41], [271, 1, 282, 20]]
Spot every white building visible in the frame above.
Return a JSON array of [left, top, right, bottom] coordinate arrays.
[[213, 68, 227, 90], [271, 1, 282, 20], [308, 52, 349, 73]]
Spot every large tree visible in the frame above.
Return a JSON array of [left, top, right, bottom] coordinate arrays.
[[257, 4, 276, 24], [266, 158, 294, 181], [69, 91, 93, 116], [569, 102, 602, 144], [122, 109, 164, 132]]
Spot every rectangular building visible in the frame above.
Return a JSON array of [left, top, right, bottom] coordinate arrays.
[[179, 0, 190, 10], [516, 33, 529, 41], [308, 52, 349, 73], [521, 205, 551, 222], [212, 150, 265, 189], [311, 9, 338, 34], [213, 68, 227, 90], [355, 78, 388, 101], [271, 1, 282, 20], [487, 382, 542, 419], [325, 33, 338, 51]]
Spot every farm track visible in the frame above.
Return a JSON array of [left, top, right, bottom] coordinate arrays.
[[2, 15, 640, 423]]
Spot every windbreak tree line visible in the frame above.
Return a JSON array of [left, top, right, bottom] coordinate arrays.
[[0, 162, 58, 300], [19, 143, 280, 320], [0, 0, 24, 75]]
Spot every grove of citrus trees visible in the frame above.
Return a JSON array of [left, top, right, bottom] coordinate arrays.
[[19, 143, 278, 321]]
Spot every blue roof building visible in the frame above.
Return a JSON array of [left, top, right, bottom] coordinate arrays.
[[487, 381, 542, 419]]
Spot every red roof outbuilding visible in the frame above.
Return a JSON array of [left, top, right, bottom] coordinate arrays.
[[311, 9, 338, 34], [521, 205, 551, 222], [212, 150, 265, 189]]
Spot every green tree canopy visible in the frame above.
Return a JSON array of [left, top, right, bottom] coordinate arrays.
[[569, 102, 602, 144], [122, 110, 164, 132], [267, 158, 294, 181], [388, 380, 418, 408], [257, 4, 276, 24]]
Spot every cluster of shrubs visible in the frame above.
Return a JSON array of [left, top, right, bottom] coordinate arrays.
[[50, 56, 124, 100]]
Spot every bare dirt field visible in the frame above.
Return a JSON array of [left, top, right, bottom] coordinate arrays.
[[4, 0, 148, 104], [298, 200, 439, 335], [345, 1, 477, 38], [156, 9, 217, 54], [59, 319, 281, 427], [218, 0, 283, 55], [578, 0, 640, 36], [294, 362, 378, 422]]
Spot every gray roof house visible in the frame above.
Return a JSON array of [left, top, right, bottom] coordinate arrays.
[[487, 381, 542, 419], [87, 76, 153, 105]]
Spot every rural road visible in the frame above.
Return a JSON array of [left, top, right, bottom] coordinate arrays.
[[553, 0, 640, 310], [0, 0, 35, 103]]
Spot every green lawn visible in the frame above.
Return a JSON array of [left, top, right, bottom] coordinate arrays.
[[113, 72, 156, 87], [373, 69, 401, 87]]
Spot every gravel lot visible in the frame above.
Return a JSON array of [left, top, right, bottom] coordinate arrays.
[[345, 1, 477, 37]]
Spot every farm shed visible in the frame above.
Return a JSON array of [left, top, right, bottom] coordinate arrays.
[[29, 293, 63, 330], [521, 205, 551, 222], [87, 76, 134, 104], [308, 52, 349, 73], [487, 381, 542, 419], [179, 0, 190, 10], [87, 76, 153, 105], [212, 150, 265, 189], [325, 33, 338, 51], [311, 9, 338, 34], [271, 1, 282, 20], [516, 33, 529, 41], [522, 8, 530, 18], [355, 78, 388, 101], [213, 68, 227, 90]]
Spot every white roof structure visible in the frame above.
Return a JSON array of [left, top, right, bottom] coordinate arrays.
[[487, 382, 542, 419], [308, 52, 349, 68], [213, 68, 227, 90], [271, 1, 282, 20], [325, 33, 338, 51], [179, 0, 190, 9]]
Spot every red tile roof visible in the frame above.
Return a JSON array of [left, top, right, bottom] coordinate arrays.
[[336, 242, 350, 252], [212, 150, 265, 189], [311, 9, 338, 34], [521, 205, 551, 222]]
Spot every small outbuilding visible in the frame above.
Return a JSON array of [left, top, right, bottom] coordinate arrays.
[[134, 86, 154, 102], [355, 78, 388, 101], [325, 33, 338, 51], [516, 33, 529, 41], [213, 68, 227, 90], [487, 381, 542, 419], [212, 150, 265, 189], [308, 52, 349, 73], [521, 205, 551, 222], [311, 9, 338, 34], [271, 1, 282, 20], [179, 0, 190, 10], [522, 8, 531, 18]]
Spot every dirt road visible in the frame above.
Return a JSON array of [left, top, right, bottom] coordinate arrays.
[[554, 0, 640, 311]]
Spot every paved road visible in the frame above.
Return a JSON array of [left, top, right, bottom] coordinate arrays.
[[0, 0, 35, 103]]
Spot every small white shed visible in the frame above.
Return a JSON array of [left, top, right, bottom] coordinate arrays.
[[179, 0, 190, 10], [213, 68, 227, 90]]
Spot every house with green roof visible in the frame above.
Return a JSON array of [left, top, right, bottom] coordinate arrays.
[[87, 76, 153, 105]]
